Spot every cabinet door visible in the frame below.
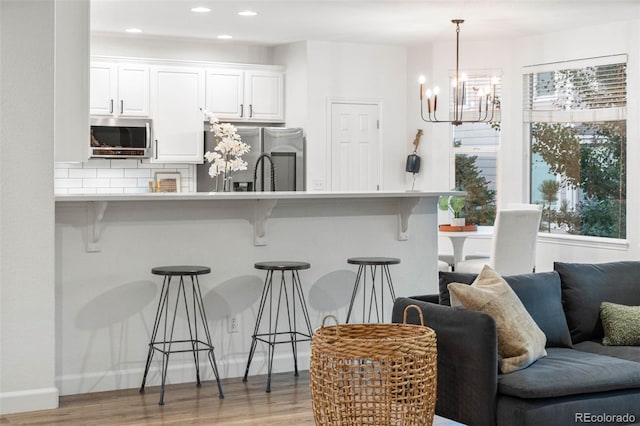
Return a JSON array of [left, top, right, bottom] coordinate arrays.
[[151, 66, 205, 163], [245, 71, 284, 122], [89, 63, 117, 116], [117, 64, 149, 117], [205, 69, 244, 120]]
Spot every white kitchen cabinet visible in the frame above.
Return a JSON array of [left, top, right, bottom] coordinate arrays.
[[90, 62, 149, 117], [151, 65, 205, 163], [206, 68, 284, 122]]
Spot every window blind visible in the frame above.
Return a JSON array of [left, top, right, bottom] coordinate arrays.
[[523, 55, 627, 123]]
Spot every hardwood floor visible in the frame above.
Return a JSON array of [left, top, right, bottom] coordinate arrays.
[[1, 372, 314, 425]]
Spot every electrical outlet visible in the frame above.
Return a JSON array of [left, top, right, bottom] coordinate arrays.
[[227, 315, 239, 333]]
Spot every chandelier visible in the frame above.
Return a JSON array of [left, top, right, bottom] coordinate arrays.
[[419, 19, 499, 126]]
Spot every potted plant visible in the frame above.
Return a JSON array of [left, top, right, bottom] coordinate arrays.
[[439, 195, 466, 227]]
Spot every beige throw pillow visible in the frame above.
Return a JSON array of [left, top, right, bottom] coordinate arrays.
[[448, 265, 547, 373]]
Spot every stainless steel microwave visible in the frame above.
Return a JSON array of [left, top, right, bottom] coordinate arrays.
[[90, 117, 152, 159]]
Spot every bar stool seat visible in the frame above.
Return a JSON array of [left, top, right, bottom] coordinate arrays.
[[243, 261, 313, 392], [140, 265, 223, 405], [346, 257, 400, 323]]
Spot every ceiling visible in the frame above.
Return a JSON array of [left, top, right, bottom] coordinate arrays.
[[91, 0, 640, 47]]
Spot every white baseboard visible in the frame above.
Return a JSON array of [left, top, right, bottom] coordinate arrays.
[[0, 387, 59, 415], [56, 351, 310, 396]]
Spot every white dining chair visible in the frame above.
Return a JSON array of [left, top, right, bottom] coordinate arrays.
[[454, 207, 542, 276], [438, 260, 451, 272], [462, 203, 543, 263]]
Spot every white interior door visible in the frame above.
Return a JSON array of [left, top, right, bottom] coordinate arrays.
[[330, 102, 380, 191]]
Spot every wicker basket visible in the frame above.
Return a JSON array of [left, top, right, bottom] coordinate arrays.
[[310, 305, 437, 426]]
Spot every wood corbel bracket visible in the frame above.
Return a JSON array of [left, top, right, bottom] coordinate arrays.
[[87, 201, 108, 252], [254, 199, 278, 246], [397, 197, 420, 241]]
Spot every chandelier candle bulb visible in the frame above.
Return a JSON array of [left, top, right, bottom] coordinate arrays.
[[418, 19, 499, 126]]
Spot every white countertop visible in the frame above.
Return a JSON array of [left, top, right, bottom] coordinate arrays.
[[55, 190, 461, 202]]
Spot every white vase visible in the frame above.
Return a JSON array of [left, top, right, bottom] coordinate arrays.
[[451, 218, 465, 227]]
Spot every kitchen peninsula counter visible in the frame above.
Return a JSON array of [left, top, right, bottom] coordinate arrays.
[[54, 189, 453, 396], [55, 189, 457, 202]]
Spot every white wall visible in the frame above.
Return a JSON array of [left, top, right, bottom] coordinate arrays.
[[91, 34, 274, 65], [273, 42, 308, 130], [0, 0, 58, 414], [304, 41, 408, 192], [55, 160, 195, 194], [419, 18, 640, 268]]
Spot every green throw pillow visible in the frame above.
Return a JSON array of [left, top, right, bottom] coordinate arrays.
[[600, 302, 640, 346]]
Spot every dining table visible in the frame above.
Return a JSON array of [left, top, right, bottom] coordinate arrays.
[[438, 225, 493, 267]]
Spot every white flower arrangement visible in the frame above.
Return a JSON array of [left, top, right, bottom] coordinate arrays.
[[203, 110, 250, 191]]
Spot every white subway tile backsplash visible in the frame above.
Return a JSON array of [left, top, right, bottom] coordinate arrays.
[[54, 160, 195, 194], [68, 187, 97, 194], [96, 169, 124, 178], [82, 178, 111, 188], [110, 159, 139, 169], [97, 187, 123, 194], [110, 178, 138, 187], [124, 168, 151, 178], [54, 168, 69, 178], [55, 179, 82, 188], [85, 159, 112, 169], [137, 162, 157, 169], [69, 168, 97, 178], [124, 187, 150, 194], [137, 178, 156, 188]]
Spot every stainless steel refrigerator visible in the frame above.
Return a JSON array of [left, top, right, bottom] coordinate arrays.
[[197, 126, 305, 192]]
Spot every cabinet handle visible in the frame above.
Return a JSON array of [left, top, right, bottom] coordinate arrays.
[[240, 104, 244, 117], [120, 100, 124, 114], [249, 104, 253, 118], [155, 140, 158, 160], [110, 99, 114, 114]]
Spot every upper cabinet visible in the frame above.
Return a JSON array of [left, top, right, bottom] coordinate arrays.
[[90, 62, 150, 117], [151, 65, 205, 163], [206, 68, 284, 122]]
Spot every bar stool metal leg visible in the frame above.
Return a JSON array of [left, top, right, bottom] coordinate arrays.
[[140, 266, 224, 405], [346, 258, 400, 323], [140, 275, 171, 393], [191, 275, 224, 399], [244, 261, 313, 393], [243, 270, 273, 383]]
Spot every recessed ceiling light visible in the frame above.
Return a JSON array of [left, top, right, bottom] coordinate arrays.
[[191, 7, 211, 13], [238, 10, 257, 16], [217, 34, 233, 40], [125, 28, 143, 34]]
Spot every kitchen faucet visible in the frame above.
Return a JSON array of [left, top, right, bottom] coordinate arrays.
[[253, 153, 276, 191]]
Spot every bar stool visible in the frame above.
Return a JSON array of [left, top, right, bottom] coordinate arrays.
[[243, 261, 313, 393], [346, 257, 400, 323], [139, 265, 224, 405]]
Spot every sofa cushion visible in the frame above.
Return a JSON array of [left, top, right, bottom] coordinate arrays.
[[574, 340, 640, 363], [439, 271, 475, 306], [600, 302, 640, 346], [498, 347, 640, 399], [439, 270, 572, 348], [449, 265, 547, 373], [555, 261, 640, 344]]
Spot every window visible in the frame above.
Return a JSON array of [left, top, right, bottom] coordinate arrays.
[[524, 55, 627, 238], [452, 73, 501, 226]]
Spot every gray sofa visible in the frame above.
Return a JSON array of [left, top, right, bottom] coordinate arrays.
[[392, 261, 640, 426]]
